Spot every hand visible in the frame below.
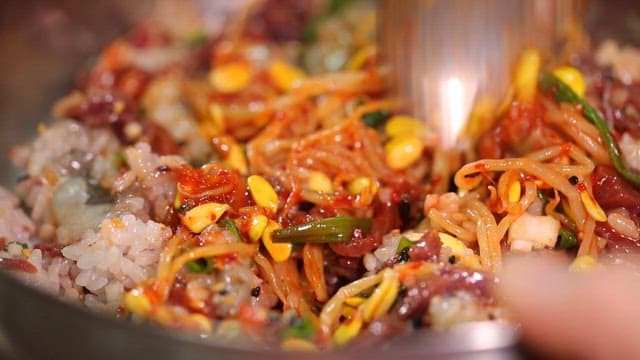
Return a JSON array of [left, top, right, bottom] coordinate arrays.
[[499, 255, 640, 360]]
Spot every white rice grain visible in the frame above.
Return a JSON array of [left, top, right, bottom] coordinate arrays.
[[62, 213, 172, 307]]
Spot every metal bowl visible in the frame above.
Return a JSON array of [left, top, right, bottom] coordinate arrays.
[[1, 0, 636, 358]]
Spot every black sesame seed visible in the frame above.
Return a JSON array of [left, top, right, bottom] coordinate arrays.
[[251, 286, 261, 297], [448, 255, 456, 264], [569, 176, 579, 185], [399, 196, 411, 222], [298, 201, 315, 212], [398, 247, 410, 263], [218, 289, 229, 296]]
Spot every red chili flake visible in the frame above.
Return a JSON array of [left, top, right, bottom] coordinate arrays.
[[34, 244, 63, 258], [474, 163, 490, 172], [219, 252, 239, 265], [0, 258, 37, 274], [560, 143, 573, 156], [175, 164, 250, 209]]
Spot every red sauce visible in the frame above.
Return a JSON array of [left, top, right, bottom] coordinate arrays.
[[142, 121, 180, 155], [34, 244, 63, 258], [478, 100, 563, 159], [408, 231, 442, 262], [167, 277, 216, 317], [0, 258, 37, 274], [175, 164, 251, 210]]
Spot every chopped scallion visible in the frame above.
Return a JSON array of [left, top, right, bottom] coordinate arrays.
[[186, 258, 214, 274], [220, 218, 242, 242], [272, 216, 372, 244], [396, 236, 412, 254], [282, 316, 315, 339], [361, 110, 390, 128], [556, 229, 578, 250]]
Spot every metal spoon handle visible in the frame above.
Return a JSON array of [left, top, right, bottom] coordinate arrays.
[[380, 0, 586, 148]]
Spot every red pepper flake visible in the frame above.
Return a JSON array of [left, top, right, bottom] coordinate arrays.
[[0, 258, 37, 274], [215, 252, 239, 266], [34, 244, 63, 258], [473, 163, 490, 172]]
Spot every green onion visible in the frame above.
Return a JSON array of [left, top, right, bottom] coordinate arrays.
[[361, 110, 390, 128], [302, 0, 356, 43], [327, 0, 356, 15], [187, 32, 207, 47], [539, 73, 640, 187], [556, 229, 578, 250], [396, 236, 413, 263], [220, 218, 242, 242], [186, 258, 214, 274], [272, 216, 372, 244], [282, 316, 315, 340], [3, 242, 27, 252], [396, 236, 412, 254]]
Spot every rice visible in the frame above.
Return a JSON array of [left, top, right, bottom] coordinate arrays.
[[11, 120, 120, 181], [5, 130, 179, 310], [10, 120, 122, 242], [114, 142, 183, 222], [619, 133, 640, 172], [0, 187, 35, 246], [62, 213, 172, 310], [18, 251, 79, 300]]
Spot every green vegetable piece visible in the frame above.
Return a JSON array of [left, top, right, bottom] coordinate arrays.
[[113, 152, 127, 168], [556, 229, 578, 250], [187, 32, 207, 47], [272, 216, 372, 244], [3, 242, 28, 252], [301, 0, 356, 43], [186, 258, 214, 274], [396, 236, 412, 254], [539, 73, 640, 187], [282, 316, 315, 340], [301, 18, 323, 44], [220, 218, 242, 242], [328, 0, 356, 14], [361, 110, 390, 128]]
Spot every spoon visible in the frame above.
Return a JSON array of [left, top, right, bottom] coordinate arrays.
[[379, 0, 586, 149]]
